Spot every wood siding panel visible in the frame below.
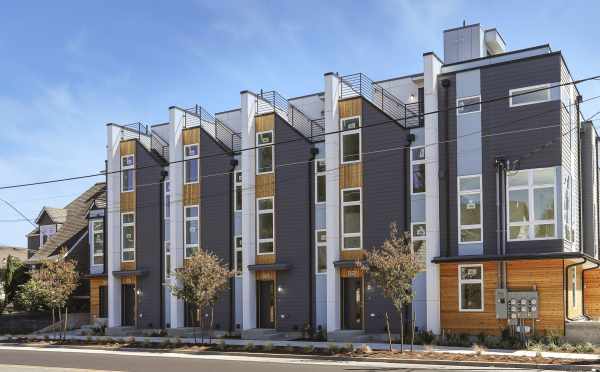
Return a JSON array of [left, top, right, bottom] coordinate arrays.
[[120, 140, 136, 156], [183, 183, 200, 205], [340, 249, 365, 261], [584, 269, 600, 319], [120, 261, 136, 271], [339, 98, 362, 119], [182, 128, 200, 145], [339, 163, 362, 189], [340, 267, 363, 278], [256, 254, 276, 265], [255, 173, 275, 198], [256, 114, 275, 132], [121, 275, 137, 285], [90, 277, 108, 320], [256, 271, 276, 281], [120, 192, 135, 212]]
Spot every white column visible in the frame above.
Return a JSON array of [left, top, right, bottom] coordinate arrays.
[[423, 53, 442, 335], [241, 91, 258, 330], [324, 73, 341, 333], [106, 124, 122, 328], [168, 107, 185, 328]]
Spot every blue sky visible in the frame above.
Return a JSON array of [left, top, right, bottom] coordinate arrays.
[[1, 1, 600, 247]]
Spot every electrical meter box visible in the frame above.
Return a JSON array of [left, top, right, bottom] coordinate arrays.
[[495, 289, 508, 319], [507, 291, 538, 324]]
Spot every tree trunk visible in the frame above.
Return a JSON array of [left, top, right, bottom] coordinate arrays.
[[51, 308, 55, 340], [399, 305, 404, 353], [209, 306, 214, 344], [411, 307, 415, 352], [64, 307, 69, 341], [384, 312, 392, 352], [57, 307, 62, 341]]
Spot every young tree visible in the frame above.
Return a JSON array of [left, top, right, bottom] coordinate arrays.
[[1, 255, 29, 314], [358, 222, 424, 352], [167, 249, 234, 343]]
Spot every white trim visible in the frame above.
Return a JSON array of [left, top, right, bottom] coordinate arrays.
[[341, 187, 362, 251], [234, 170, 243, 211], [315, 159, 326, 204], [256, 130, 274, 174], [90, 219, 104, 267], [340, 116, 361, 165], [410, 146, 426, 195], [315, 229, 327, 274], [457, 175, 483, 244], [256, 196, 275, 255], [458, 264, 484, 312], [121, 154, 135, 193], [184, 205, 199, 258], [456, 95, 481, 115], [121, 212, 135, 262], [234, 235, 243, 276], [509, 83, 551, 108], [164, 178, 171, 278], [183, 144, 199, 185]]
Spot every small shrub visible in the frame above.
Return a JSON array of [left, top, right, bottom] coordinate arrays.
[[327, 343, 339, 355], [560, 343, 575, 353], [127, 336, 135, 344], [85, 335, 92, 343], [216, 340, 226, 351], [284, 344, 295, 354], [547, 342, 559, 352], [423, 344, 434, 353], [358, 344, 372, 354], [472, 343, 487, 356], [414, 330, 435, 345], [174, 337, 182, 345], [263, 342, 273, 352], [161, 339, 171, 348], [244, 342, 255, 352], [143, 338, 151, 348], [342, 343, 353, 353], [43, 335, 50, 341], [581, 342, 595, 353], [303, 344, 315, 353]]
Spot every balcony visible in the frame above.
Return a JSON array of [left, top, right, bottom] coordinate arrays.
[[119, 122, 169, 161]]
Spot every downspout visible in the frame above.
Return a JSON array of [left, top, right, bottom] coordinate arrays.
[[229, 158, 238, 333], [565, 257, 586, 321], [308, 147, 318, 331], [103, 160, 108, 272], [495, 157, 507, 288], [576, 95, 583, 253], [159, 169, 167, 328], [405, 133, 415, 232], [582, 260, 600, 319], [441, 78, 451, 257]]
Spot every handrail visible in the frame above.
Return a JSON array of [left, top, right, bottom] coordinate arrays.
[[119, 122, 170, 161], [181, 105, 241, 153]]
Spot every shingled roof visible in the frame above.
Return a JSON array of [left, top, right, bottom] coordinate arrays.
[[28, 183, 106, 263]]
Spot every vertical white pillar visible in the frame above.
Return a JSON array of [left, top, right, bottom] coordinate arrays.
[[241, 91, 258, 330], [168, 107, 185, 328], [106, 124, 122, 328], [324, 73, 341, 333], [423, 53, 442, 334]]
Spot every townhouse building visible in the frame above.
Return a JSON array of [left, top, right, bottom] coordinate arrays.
[[99, 23, 600, 341]]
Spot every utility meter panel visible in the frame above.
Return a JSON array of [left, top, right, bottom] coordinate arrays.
[[495, 289, 508, 319], [507, 291, 538, 322]]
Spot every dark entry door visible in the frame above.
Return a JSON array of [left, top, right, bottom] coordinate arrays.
[[121, 284, 136, 327], [257, 280, 275, 329], [98, 286, 108, 318], [342, 277, 363, 330]]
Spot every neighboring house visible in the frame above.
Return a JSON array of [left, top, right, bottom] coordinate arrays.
[[0, 246, 27, 301], [27, 183, 106, 313], [100, 22, 600, 342]]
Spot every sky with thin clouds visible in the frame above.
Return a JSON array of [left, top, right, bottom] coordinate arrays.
[[1, 0, 600, 247]]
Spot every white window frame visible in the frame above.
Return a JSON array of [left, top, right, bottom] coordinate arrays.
[[458, 264, 484, 312], [121, 154, 135, 193], [340, 116, 361, 164], [410, 146, 426, 195], [563, 173, 573, 242], [184, 205, 199, 258], [256, 130, 274, 174], [458, 175, 483, 244], [121, 212, 135, 262], [456, 95, 481, 115], [234, 235, 243, 276], [509, 83, 551, 108], [90, 219, 104, 267], [183, 144, 199, 185], [507, 167, 557, 241], [256, 197, 275, 255], [341, 187, 362, 251], [315, 159, 326, 204], [410, 222, 426, 269], [315, 229, 327, 274], [234, 170, 242, 211]]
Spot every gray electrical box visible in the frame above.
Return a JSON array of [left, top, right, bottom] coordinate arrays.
[[495, 289, 538, 322], [495, 289, 508, 319]]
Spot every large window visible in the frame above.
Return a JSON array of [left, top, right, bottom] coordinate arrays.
[[342, 188, 362, 250], [257, 197, 274, 254], [184, 144, 199, 184], [457, 96, 481, 115], [316, 230, 327, 274], [411, 146, 426, 194], [184, 206, 199, 258], [509, 84, 551, 107], [315, 159, 326, 204], [458, 175, 483, 243], [164, 179, 171, 277], [121, 155, 135, 192], [234, 236, 242, 275], [411, 222, 426, 268], [121, 213, 135, 262], [91, 220, 104, 266], [459, 264, 483, 312], [256, 131, 274, 174], [507, 167, 556, 241], [340, 117, 361, 164], [234, 171, 242, 211]]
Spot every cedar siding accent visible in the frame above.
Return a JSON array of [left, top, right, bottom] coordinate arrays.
[[339, 163, 362, 189], [584, 269, 600, 319], [339, 98, 362, 119], [90, 277, 108, 320], [255, 173, 275, 198], [256, 113, 275, 132], [120, 140, 136, 270]]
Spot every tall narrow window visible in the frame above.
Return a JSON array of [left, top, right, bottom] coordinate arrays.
[[315, 159, 326, 204], [184, 144, 199, 184], [411, 146, 426, 194], [256, 131, 274, 174], [411, 222, 426, 268], [121, 213, 135, 262], [91, 220, 104, 266], [458, 175, 483, 243], [342, 188, 362, 250], [563, 175, 572, 242], [234, 236, 242, 275], [459, 264, 483, 312], [164, 179, 171, 277], [340, 117, 361, 163], [257, 197, 274, 254], [507, 167, 556, 241], [316, 230, 327, 274], [121, 155, 135, 192], [184, 206, 199, 258], [234, 171, 242, 211]]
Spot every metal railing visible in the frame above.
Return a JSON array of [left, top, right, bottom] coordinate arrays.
[[119, 122, 170, 161], [257, 90, 289, 119], [151, 133, 169, 161], [340, 73, 423, 128], [182, 105, 241, 153]]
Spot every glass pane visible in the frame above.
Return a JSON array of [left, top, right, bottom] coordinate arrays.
[[185, 159, 198, 182], [411, 147, 425, 161], [164, 220, 170, 242], [412, 164, 426, 193], [258, 146, 273, 173], [316, 231, 326, 243], [343, 205, 361, 234], [460, 266, 482, 280], [165, 195, 170, 218], [342, 117, 360, 130], [508, 189, 529, 222], [122, 251, 135, 261], [186, 220, 198, 245], [235, 236, 242, 248], [509, 225, 528, 240], [235, 185, 242, 210], [343, 236, 361, 249], [94, 233, 104, 253], [317, 246, 327, 273], [459, 177, 480, 191], [511, 86, 549, 106], [461, 283, 482, 310], [258, 241, 273, 254], [93, 256, 103, 265], [123, 169, 134, 191], [460, 194, 481, 225], [534, 187, 554, 220], [122, 156, 134, 167], [412, 223, 426, 238], [258, 198, 273, 210], [122, 213, 134, 224], [343, 189, 360, 202], [413, 239, 425, 253], [535, 224, 555, 238], [185, 207, 198, 218], [236, 251, 242, 273], [185, 145, 198, 157], [507, 172, 528, 187], [316, 160, 326, 173], [342, 133, 360, 162], [317, 175, 326, 202], [457, 97, 481, 114], [165, 252, 171, 276], [257, 132, 273, 144], [533, 168, 554, 185], [461, 228, 482, 242], [235, 172, 242, 183], [259, 213, 273, 239], [122, 226, 134, 249], [186, 246, 198, 257]]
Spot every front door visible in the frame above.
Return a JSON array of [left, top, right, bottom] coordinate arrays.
[[342, 277, 363, 330], [257, 280, 275, 329], [121, 284, 136, 327]]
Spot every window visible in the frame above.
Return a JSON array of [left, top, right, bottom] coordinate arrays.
[[316, 230, 327, 274], [340, 117, 361, 163], [411, 222, 426, 268], [458, 175, 483, 243], [91, 220, 104, 266], [184, 206, 199, 258], [234, 171, 242, 211], [457, 96, 481, 115], [459, 264, 483, 312], [571, 266, 577, 306], [509, 84, 551, 107], [315, 159, 326, 204], [507, 167, 556, 241], [256, 131, 274, 174], [121, 155, 135, 192], [257, 197, 274, 254], [342, 188, 362, 250], [184, 144, 199, 184], [234, 236, 242, 275], [411, 146, 426, 194], [563, 175, 573, 242], [164, 179, 171, 277], [121, 213, 135, 262]]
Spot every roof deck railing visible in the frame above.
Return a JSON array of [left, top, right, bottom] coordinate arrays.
[[119, 122, 170, 161], [182, 105, 241, 153]]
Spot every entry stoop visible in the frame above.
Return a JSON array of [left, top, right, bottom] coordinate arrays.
[[565, 321, 600, 343]]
